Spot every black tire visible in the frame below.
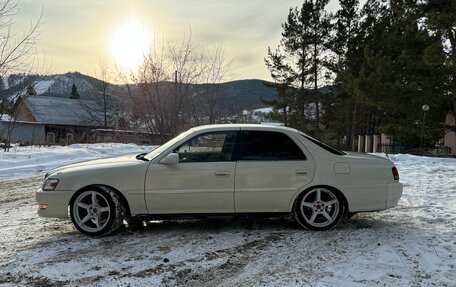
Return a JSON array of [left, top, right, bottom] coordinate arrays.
[[293, 186, 345, 231], [125, 216, 146, 229], [343, 212, 357, 223], [70, 186, 126, 236]]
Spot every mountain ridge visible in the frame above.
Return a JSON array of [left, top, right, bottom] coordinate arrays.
[[0, 72, 279, 115]]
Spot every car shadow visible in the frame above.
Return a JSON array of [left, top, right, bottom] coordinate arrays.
[[113, 211, 410, 236], [117, 215, 302, 235], [29, 211, 419, 246]]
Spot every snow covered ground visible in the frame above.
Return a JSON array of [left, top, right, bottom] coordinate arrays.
[[0, 143, 156, 180], [0, 148, 455, 286]]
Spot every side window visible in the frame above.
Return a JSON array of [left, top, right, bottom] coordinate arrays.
[[175, 131, 237, 163], [238, 131, 306, 161]]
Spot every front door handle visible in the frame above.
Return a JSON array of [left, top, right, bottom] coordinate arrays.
[[296, 169, 309, 175], [215, 170, 230, 177]]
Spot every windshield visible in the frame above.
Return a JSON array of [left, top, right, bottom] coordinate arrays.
[[144, 130, 193, 161], [298, 132, 346, 155]]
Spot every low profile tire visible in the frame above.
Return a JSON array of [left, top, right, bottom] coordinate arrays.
[[70, 186, 126, 236], [294, 187, 345, 231]]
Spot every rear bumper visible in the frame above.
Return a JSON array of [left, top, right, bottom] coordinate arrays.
[[35, 188, 73, 218], [386, 182, 403, 208]]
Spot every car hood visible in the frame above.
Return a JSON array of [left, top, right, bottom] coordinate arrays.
[[48, 154, 143, 176]]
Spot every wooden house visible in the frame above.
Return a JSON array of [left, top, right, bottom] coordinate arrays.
[[13, 95, 103, 144]]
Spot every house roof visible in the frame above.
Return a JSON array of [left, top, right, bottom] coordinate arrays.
[[21, 96, 103, 126]]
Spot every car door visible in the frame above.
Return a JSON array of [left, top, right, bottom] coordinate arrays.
[[234, 129, 315, 212], [145, 130, 238, 214]]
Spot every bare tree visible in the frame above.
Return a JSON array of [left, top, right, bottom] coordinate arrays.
[[116, 31, 233, 143], [80, 56, 115, 129], [118, 34, 207, 141], [168, 36, 206, 133], [0, 0, 41, 77], [0, 0, 42, 151], [96, 56, 110, 128], [197, 44, 232, 124]]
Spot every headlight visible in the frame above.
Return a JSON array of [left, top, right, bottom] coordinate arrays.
[[42, 178, 60, 191]]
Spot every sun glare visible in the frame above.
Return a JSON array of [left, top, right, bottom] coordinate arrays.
[[110, 19, 151, 71]]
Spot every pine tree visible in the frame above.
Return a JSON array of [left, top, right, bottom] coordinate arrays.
[[353, 1, 447, 147], [70, 83, 80, 99], [423, 0, 456, 137], [323, 0, 362, 148], [265, 0, 332, 132], [267, 0, 450, 148], [264, 48, 296, 126]]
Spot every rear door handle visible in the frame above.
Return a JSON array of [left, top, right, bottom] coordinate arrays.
[[215, 171, 230, 177], [296, 169, 309, 175]]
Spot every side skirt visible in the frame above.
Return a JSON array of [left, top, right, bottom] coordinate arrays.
[[132, 212, 290, 221]]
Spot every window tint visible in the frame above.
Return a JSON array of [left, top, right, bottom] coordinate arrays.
[[238, 131, 306, 161], [175, 131, 236, 163]]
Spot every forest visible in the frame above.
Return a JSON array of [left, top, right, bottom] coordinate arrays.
[[264, 0, 455, 150]]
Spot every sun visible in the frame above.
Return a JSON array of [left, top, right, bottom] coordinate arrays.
[[110, 19, 151, 71]]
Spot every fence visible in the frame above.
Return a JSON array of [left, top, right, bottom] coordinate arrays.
[[377, 143, 406, 154]]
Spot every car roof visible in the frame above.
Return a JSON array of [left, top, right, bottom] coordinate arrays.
[[190, 124, 301, 134]]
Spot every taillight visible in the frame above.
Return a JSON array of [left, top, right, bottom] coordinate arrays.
[[392, 167, 399, 180]]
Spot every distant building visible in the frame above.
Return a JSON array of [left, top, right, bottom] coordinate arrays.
[[444, 113, 456, 156], [9, 95, 103, 144]]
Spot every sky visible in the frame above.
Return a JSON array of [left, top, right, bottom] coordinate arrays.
[[15, 0, 342, 82]]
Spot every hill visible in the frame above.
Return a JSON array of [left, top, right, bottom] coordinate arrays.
[[0, 73, 278, 115], [210, 79, 278, 113], [0, 72, 107, 101]]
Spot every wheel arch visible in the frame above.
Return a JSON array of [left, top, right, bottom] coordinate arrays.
[[69, 184, 131, 217], [290, 185, 349, 215]]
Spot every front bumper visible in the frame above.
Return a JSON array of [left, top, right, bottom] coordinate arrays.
[[35, 188, 74, 218], [386, 182, 403, 208]]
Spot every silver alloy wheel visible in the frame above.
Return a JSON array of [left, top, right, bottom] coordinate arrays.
[[300, 188, 340, 228], [72, 190, 111, 233]]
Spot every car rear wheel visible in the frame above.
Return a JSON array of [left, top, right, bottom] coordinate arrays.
[[70, 187, 125, 236], [294, 187, 344, 231]]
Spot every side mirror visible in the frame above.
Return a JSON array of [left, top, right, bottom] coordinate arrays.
[[159, 153, 180, 165]]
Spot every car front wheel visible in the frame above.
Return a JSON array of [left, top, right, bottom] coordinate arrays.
[[70, 187, 125, 236], [294, 187, 344, 231]]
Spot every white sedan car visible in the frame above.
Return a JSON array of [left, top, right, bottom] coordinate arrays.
[[36, 124, 403, 236]]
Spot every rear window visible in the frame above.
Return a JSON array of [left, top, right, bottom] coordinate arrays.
[[237, 131, 306, 161], [299, 132, 346, 155]]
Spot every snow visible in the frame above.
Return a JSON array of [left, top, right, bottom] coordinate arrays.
[[7, 93, 19, 102], [0, 152, 455, 286], [0, 114, 12, 121], [316, 153, 456, 287], [251, 107, 284, 124], [260, 122, 284, 126], [2, 77, 8, 90], [33, 80, 54, 94], [253, 107, 273, 114], [0, 143, 156, 180]]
